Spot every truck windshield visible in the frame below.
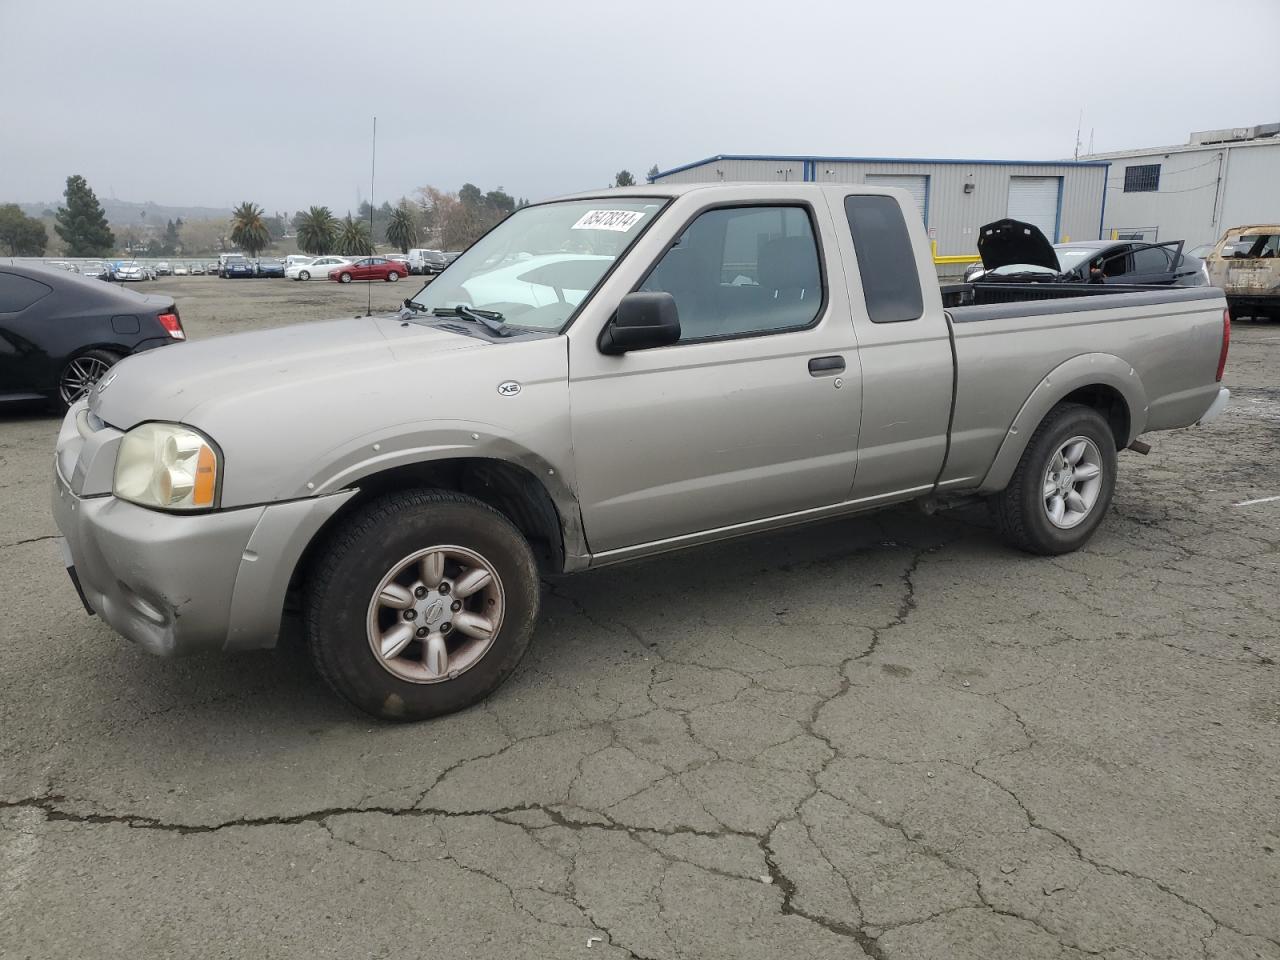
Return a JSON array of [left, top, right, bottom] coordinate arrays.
[[409, 199, 666, 331]]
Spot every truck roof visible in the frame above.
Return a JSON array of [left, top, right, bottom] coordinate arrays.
[[554, 182, 893, 202]]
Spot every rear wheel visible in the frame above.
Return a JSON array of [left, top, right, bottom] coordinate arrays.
[[387, 271, 399, 282], [57, 348, 121, 409], [991, 402, 1117, 555], [339, 272, 352, 283], [305, 489, 540, 721]]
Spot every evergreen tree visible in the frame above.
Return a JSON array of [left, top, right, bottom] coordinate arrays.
[[647, 164, 661, 181], [614, 170, 636, 187], [54, 175, 115, 256], [162, 219, 181, 254]]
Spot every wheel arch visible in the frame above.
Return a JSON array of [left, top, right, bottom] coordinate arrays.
[[289, 456, 583, 604], [978, 354, 1146, 494]]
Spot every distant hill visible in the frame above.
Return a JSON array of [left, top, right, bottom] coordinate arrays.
[[17, 198, 234, 225]]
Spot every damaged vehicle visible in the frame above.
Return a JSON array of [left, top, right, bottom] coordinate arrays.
[[1205, 225, 1280, 321], [52, 184, 1230, 721], [963, 219, 1209, 287]]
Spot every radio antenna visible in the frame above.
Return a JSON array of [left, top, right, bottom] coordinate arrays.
[[368, 115, 376, 317]]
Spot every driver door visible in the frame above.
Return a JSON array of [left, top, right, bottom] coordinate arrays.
[[567, 201, 862, 556]]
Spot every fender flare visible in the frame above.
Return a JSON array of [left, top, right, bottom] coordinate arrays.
[[298, 424, 590, 571], [978, 353, 1148, 494]]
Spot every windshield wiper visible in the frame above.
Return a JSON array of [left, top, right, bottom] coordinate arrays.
[[430, 305, 514, 337]]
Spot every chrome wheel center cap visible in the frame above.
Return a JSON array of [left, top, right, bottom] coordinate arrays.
[[419, 594, 447, 625]]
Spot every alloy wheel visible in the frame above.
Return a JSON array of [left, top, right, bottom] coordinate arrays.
[[366, 545, 505, 683], [59, 355, 113, 405], [1042, 436, 1103, 529]]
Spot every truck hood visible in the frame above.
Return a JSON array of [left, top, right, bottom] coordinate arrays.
[[977, 219, 1060, 273], [89, 314, 572, 508], [92, 314, 487, 428]]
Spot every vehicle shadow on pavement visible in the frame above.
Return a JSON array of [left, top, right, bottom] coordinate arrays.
[[79, 503, 996, 736]]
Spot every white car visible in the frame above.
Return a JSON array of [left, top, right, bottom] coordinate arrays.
[[286, 256, 349, 281], [115, 261, 147, 282], [173, 264, 189, 276]]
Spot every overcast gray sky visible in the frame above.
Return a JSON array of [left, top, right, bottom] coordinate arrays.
[[3, 0, 1277, 214]]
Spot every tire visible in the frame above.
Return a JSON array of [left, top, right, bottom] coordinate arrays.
[[387, 271, 399, 282], [56, 348, 122, 411], [339, 272, 352, 283], [305, 489, 540, 721], [299, 270, 310, 281], [990, 402, 1117, 556]]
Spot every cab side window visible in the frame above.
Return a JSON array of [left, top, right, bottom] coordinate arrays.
[[843, 195, 923, 323], [640, 206, 823, 342]]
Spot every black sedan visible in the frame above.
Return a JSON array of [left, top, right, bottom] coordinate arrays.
[[965, 220, 1210, 286], [0, 263, 185, 410], [254, 258, 285, 278]]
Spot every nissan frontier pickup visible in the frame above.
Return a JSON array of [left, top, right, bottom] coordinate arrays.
[[52, 183, 1231, 719]]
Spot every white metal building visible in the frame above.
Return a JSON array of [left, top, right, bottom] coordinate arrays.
[[1083, 124, 1280, 247], [648, 155, 1109, 260]]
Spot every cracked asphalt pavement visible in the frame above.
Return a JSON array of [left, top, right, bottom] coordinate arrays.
[[2, 278, 1278, 959]]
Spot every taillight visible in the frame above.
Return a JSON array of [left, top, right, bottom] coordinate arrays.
[[1216, 308, 1230, 382], [158, 311, 186, 341]]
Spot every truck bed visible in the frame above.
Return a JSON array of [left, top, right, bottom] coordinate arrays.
[[938, 284, 1227, 493], [939, 281, 1197, 310]]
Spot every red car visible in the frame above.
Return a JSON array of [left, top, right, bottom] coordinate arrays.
[[328, 257, 406, 283]]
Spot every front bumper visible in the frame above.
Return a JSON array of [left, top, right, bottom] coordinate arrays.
[[52, 466, 355, 657]]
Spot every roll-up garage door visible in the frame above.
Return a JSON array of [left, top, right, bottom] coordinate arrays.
[[865, 174, 928, 223], [1007, 176, 1060, 241]]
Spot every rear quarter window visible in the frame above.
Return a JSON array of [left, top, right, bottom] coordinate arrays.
[[844, 195, 924, 323], [0, 272, 53, 313]]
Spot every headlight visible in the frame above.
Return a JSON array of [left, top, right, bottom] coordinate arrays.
[[113, 422, 220, 511]]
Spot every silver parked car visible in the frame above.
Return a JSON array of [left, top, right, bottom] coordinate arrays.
[[114, 261, 147, 282], [53, 183, 1231, 721]]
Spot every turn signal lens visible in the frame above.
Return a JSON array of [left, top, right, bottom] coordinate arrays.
[[113, 422, 219, 511]]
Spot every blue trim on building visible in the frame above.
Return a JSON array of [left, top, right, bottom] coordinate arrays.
[[649, 153, 1109, 181], [1053, 176, 1064, 242], [802, 160, 816, 182], [922, 175, 931, 227]]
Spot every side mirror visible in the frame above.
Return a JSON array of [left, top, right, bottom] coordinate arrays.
[[599, 292, 681, 355]]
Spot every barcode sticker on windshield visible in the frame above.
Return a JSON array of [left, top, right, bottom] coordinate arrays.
[[571, 210, 644, 232]]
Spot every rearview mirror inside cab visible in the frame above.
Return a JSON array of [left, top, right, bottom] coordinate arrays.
[[599, 292, 681, 354]]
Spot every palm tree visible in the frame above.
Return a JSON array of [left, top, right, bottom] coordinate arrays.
[[337, 214, 373, 257], [385, 202, 419, 254], [229, 202, 270, 258], [296, 206, 337, 255]]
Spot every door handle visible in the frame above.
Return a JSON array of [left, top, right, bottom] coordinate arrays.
[[808, 355, 845, 376]]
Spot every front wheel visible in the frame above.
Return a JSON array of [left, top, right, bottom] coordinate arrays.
[[339, 272, 352, 283], [298, 270, 310, 281], [57, 348, 122, 410], [387, 271, 399, 282], [305, 489, 541, 721], [990, 402, 1117, 555]]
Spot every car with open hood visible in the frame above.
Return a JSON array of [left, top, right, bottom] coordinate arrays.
[[964, 219, 1208, 287]]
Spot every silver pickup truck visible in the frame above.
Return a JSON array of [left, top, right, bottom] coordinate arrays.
[[52, 184, 1231, 720]]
